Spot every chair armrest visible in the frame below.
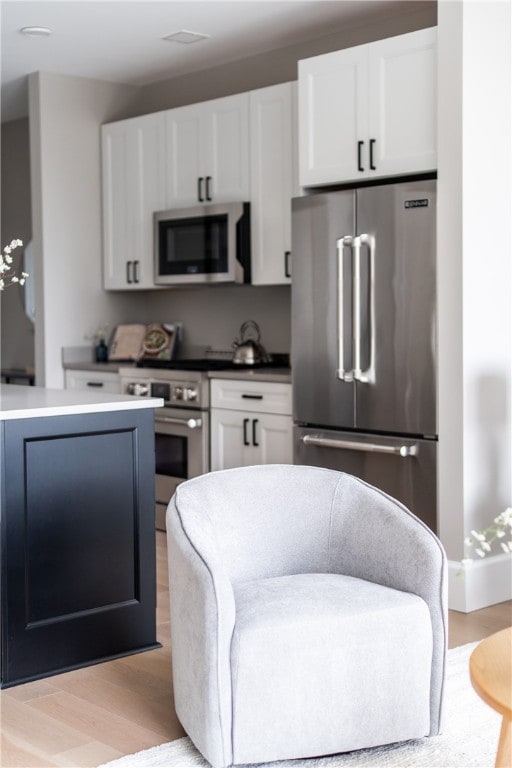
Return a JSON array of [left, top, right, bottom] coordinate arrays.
[[330, 475, 447, 735], [166, 494, 235, 768]]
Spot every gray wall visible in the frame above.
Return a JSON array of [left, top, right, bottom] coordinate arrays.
[[131, 2, 436, 115], [129, 284, 291, 358], [29, 72, 142, 387], [0, 118, 34, 372]]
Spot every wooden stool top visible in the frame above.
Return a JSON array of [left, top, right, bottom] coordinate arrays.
[[470, 626, 512, 720]]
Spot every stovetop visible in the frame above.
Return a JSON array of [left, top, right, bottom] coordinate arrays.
[[136, 354, 289, 372]]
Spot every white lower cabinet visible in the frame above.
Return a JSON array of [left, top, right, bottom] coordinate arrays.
[[64, 369, 122, 394], [210, 379, 293, 471]]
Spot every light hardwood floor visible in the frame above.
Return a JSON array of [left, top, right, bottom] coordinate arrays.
[[2, 531, 511, 768]]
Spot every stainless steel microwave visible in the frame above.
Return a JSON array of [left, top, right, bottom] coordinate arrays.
[[154, 202, 250, 286]]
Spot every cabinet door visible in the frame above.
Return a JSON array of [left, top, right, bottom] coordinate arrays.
[[102, 122, 135, 289], [166, 103, 204, 207], [298, 45, 369, 186], [210, 409, 254, 471], [252, 413, 293, 465], [250, 83, 294, 285], [204, 93, 250, 202], [132, 113, 167, 287], [102, 113, 166, 289], [210, 409, 293, 471], [368, 27, 437, 177], [1, 410, 157, 686]]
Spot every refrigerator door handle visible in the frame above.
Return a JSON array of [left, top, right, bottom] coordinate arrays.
[[356, 233, 375, 384], [301, 434, 418, 457], [352, 235, 362, 381], [337, 236, 355, 382]]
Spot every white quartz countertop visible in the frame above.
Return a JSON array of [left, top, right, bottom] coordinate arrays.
[[0, 384, 163, 421]]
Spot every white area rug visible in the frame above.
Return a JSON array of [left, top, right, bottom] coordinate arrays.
[[98, 642, 501, 768]]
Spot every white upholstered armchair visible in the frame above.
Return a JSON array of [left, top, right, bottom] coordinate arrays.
[[166, 464, 447, 768]]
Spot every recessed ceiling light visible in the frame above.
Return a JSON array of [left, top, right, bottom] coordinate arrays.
[[162, 30, 209, 45], [20, 26, 52, 37]]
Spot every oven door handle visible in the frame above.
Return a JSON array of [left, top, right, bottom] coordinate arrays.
[[155, 416, 203, 429]]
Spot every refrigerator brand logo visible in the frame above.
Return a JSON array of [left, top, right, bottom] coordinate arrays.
[[404, 199, 429, 209]]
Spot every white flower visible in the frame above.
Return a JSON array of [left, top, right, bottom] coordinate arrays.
[[462, 506, 512, 566], [0, 239, 26, 291]]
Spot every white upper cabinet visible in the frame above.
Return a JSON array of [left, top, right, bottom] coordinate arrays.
[[166, 93, 250, 208], [249, 82, 296, 285], [298, 27, 437, 186], [102, 112, 167, 289]]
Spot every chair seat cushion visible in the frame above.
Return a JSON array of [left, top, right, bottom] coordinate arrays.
[[231, 573, 433, 765]]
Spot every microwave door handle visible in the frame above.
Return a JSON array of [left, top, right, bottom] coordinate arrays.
[[155, 415, 203, 429], [337, 236, 354, 382]]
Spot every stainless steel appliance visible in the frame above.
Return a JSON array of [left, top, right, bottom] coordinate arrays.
[[232, 320, 272, 365], [154, 202, 250, 286], [292, 179, 437, 531], [120, 354, 289, 530], [119, 366, 210, 531]]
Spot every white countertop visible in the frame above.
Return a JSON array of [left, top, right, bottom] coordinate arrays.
[[0, 384, 163, 421], [207, 368, 291, 384]]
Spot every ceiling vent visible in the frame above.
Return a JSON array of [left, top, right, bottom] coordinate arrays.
[[162, 30, 210, 45]]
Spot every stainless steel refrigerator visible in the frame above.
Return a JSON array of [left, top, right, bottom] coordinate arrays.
[[292, 179, 437, 531]]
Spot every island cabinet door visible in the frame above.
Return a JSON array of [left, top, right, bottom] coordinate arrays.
[[1, 409, 159, 688]]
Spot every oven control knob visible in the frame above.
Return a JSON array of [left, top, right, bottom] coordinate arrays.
[[184, 387, 198, 401], [187, 418, 202, 429], [173, 386, 184, 400], [127, 382, 149, 396]]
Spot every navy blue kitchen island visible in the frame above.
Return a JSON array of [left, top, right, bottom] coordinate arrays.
[[0, 384, 163, 688]]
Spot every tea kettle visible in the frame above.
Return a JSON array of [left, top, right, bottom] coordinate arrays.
[[232, 320, 272, 366]]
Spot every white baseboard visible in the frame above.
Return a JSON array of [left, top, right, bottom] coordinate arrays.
[[448, 554, 512, 612]]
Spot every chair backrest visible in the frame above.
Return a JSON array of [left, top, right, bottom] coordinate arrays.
[[171, 463, 436, 586]]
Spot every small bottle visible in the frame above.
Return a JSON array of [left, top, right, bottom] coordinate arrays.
[[95, 338, 108, 363]]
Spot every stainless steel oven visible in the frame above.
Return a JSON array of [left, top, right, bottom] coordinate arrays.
[[119, 367, 210, 531]]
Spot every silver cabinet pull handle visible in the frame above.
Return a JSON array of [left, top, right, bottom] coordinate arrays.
[[301, 434, 417, 457], [155, 416, 202, 429]]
